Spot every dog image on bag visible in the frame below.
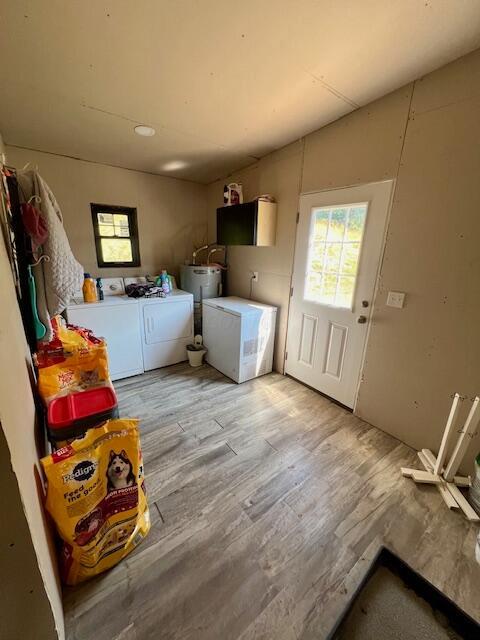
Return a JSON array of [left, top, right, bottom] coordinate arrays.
[[107, 449, 135, 491]]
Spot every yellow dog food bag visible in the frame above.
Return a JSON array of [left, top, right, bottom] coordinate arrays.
[[37, 317, 112, 406], [41, 419, 150, 585]]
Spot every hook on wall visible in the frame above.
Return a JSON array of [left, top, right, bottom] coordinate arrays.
[[31, 254, 50, 267], [27, 195, 41, 205], [20, 162, 39, 172]]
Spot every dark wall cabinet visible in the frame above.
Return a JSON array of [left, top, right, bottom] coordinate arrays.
[[216, 200, 277, 246]]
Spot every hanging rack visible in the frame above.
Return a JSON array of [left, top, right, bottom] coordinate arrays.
[[3, 172, 38, 350]]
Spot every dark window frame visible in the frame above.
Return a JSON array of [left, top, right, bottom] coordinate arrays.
[[90, 203, 141, 268]]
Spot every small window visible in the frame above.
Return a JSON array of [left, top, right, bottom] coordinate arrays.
[[304, 203, 368, 308], [91, 203, 140, 268]]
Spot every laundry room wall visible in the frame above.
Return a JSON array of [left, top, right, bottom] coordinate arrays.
[[0, 428, 58, 640], [207, 48, 480, 470], [0, 132, 63, 640], [5, 146, 208, 280]]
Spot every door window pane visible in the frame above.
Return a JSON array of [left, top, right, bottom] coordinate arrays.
[[304, 203, 368, 307], [327, 208, 347, 241], [314, 211, 329, 241], [341, 242, 361, 275]]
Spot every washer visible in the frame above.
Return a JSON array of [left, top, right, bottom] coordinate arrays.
[[66, 295, 144, 381]]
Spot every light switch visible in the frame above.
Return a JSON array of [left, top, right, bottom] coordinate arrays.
[[387, 291, 405, 308]]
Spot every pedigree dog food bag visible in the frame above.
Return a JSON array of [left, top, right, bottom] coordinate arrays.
[[41, 419, 150, 585]]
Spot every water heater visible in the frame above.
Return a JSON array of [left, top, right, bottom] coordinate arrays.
[[179, 265, 223, 334]]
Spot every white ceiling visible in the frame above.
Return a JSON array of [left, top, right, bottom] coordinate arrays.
[[1, 1, 480, 183]]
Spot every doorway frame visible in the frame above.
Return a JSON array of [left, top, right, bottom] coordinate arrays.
[[284, 179, 396, 411]]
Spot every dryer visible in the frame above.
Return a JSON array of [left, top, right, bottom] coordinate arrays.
[[139, 289, 194, 371]]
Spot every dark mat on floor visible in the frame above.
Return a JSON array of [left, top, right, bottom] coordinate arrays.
[[328, 547, 479, 640]]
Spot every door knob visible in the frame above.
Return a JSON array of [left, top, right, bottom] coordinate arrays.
[[357, 315, 367, 324]]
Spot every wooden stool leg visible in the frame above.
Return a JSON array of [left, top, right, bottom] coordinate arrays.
[[444, 397, 480, 482], [434, 393, 461, 475]]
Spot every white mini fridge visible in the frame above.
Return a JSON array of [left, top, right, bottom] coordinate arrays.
[[202, 297, 277, 383]]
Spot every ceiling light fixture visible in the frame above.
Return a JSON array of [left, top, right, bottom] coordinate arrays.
[[162, 160, 188, 171], [134, 125, 155, 137]]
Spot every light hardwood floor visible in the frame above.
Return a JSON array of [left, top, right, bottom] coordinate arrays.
[[64, 363, 480, 639]]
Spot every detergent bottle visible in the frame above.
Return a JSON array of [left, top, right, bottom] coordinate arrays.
[[160, 269, 170, 294], [96, 277, 104, 301], [82, 273, 97, 303]]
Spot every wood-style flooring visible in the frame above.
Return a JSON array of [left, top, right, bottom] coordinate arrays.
[[64, 363, 480, 639]]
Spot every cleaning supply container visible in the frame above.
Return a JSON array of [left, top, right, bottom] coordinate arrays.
[[82, 273, 97, 303], [186, 335, 207, 367]]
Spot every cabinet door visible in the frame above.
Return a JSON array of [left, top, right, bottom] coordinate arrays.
[[67, 304, 143, 380], [143, 300, 193, 345]]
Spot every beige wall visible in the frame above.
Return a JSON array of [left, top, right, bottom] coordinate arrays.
[[356, 50, 480, 466], [208, 49, 480, 468], [5, 146, 208, 280], [0, 428, 57, 640], [0, 229, 63, 637]]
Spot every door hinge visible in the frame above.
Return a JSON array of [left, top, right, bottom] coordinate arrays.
[[290, 286, 294, 297], [285, 351, 288, 360], [296, 211, 299, 223]]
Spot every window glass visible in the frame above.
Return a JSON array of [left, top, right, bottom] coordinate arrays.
[[100, 238, 133, 263], [304, 203, 368, 307], [91, 204, 140, 267]]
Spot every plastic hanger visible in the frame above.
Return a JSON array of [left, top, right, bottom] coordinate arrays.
[[29, 255, 50, 340]]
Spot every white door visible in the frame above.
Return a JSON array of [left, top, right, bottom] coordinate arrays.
[[285, 181, 394, 408]]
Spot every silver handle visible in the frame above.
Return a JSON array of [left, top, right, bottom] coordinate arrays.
[[357, 315, 367, 324]]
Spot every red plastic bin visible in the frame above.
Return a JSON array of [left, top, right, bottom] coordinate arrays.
[[47, 386, 118, 442]]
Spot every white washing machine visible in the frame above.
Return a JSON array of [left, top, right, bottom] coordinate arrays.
[[66, 293, 144, 381]]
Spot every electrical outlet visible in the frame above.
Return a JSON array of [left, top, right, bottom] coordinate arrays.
[[386, 291, 405, 308], [252, 271, 259, 282]]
